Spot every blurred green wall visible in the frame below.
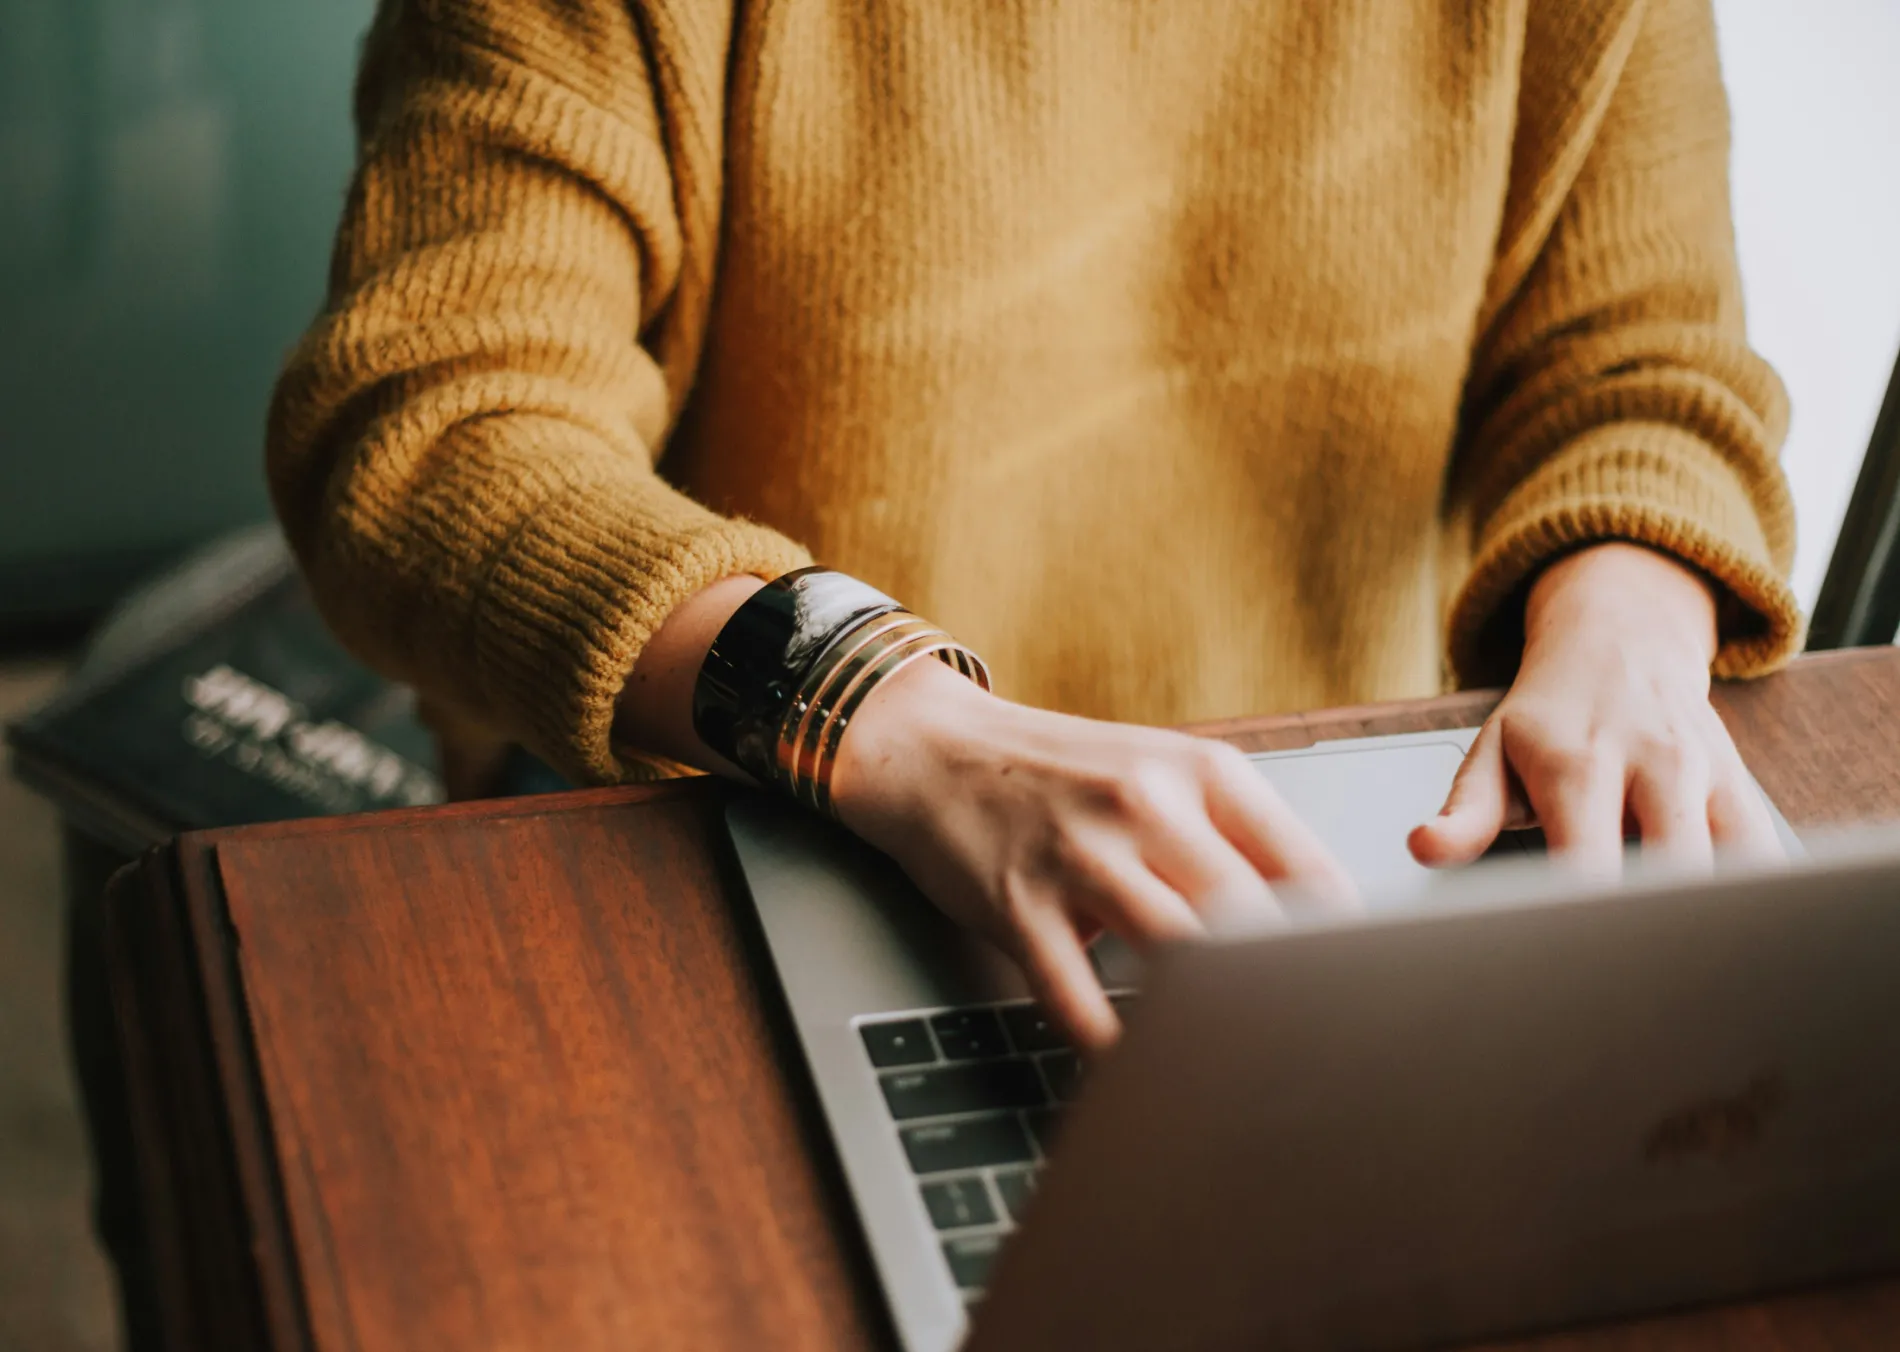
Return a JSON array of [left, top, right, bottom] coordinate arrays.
[[0, 0, 376, 629]]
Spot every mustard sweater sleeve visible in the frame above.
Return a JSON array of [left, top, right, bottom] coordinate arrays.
[[1445, 0, 1800, 687], [264, 0, 809, 784]]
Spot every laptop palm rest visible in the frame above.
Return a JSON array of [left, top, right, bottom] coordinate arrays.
[[731, 732, 1480, 1016], [728, 798, 1032, 1021]]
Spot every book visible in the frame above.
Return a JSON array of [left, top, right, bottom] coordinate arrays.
[[6, 525, 443, 856]]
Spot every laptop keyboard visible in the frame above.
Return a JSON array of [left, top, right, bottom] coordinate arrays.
[[852, 834, 1550, 1303], [857, 995, 1132, 1302]]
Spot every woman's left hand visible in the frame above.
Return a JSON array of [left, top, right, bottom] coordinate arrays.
[[1409, 541, 1783, 873]]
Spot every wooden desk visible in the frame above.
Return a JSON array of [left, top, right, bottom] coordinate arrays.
[[105, 648, 1900, 1352]]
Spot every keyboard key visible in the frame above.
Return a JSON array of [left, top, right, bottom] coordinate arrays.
[[1025, 1107, 1061, 1156], [860, 1019, 936, 1068], [901, 1115, 1035, 1174], [880, 1059, 1046, 1121], [993, 1167, 1038, 1223], [931, 1009, 1008, 1060], [1039, 1050, 1083, 1102], [943, 1233, 1004, 1291], [999, 1004, 1067, 1053], [920, 1176, 996, 1230]]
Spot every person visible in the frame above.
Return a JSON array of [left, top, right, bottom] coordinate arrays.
[[268, 0, 1799, 1051]]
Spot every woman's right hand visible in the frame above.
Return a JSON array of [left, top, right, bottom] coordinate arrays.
[[830, 660, 1357, 1050]]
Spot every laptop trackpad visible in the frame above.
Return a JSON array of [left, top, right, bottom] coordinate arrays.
[[1252, 740, 1470, 909], [1092, 740, 1473, 985]]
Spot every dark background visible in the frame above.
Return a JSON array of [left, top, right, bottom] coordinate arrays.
[[0, 0, 374, 637]]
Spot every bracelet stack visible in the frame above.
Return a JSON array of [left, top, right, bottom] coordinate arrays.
[[692, 568, 990, 817]]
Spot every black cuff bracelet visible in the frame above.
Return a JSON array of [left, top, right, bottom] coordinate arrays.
[[692, 567, 902, 782]]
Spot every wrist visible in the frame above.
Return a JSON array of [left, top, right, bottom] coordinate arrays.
[[1525, 542, 1719, 667], [830, 658, 999, 833], [632, 564, 993, 812]]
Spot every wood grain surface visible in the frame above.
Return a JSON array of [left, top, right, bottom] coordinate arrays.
[[211, 789, 890, 1352], [128, 649, 1900, 1352]]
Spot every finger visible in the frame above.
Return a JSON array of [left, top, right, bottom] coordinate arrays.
[[1202, 751, 1357, 912], [1076, 855, 1209, 948], [1693, 705, 1785, 862], [1626, 745, 1713, 868], [1012, 902, 1119, 1051], [1521, 741, 1627, 876], [1409, 719, 1510, 868], [1708, 776, 1786, 862], [1047, 817, 1205, 945], [1704, 735, 1786, 862], [1139, 803, 1282, 924]]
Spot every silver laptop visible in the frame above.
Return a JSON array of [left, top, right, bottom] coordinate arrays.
[[723, 728, 1893, 1352]]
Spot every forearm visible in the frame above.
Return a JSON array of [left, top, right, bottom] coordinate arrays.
[[1446, 0, 1797, 687], [270, 3, 810, 783]]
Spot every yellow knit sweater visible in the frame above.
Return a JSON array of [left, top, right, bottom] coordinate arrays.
[[268, 0, 1799, 785]]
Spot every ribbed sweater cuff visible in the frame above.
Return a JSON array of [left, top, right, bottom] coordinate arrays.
[[468, 480, 812, 784], [1449, 423, 1804, 688]]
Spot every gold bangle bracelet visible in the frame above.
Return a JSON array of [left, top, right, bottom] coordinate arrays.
[[797, 627, 950, 812], [808, 638, 978, 818], [775, 614, 942, 802], [760, 600, 989, 816]]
